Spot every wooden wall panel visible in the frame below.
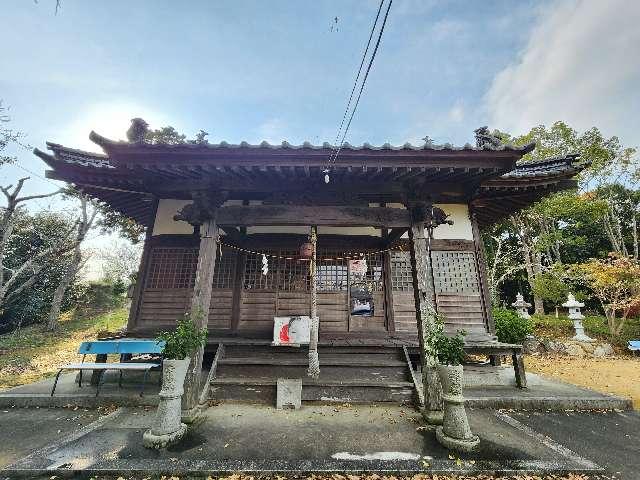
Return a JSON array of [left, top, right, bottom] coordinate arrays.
[[238, 291, 277, 332], [318, 292, 348, 332], [349, 292, 386, 332], [138, 288, 232, 330], [392, 292, 418, 333]]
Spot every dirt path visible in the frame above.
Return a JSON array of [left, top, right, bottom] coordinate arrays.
[[526, 354, 640, 409]]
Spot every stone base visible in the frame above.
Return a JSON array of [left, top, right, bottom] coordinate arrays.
[[143, 423, 188, 449], [421, 408, 443, 425], [435, 426, 480, 452]]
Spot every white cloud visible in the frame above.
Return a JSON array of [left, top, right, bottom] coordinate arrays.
[[486, 0, 640, 148]]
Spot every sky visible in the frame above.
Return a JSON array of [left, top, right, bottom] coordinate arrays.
[[1, 0, 639, 211]]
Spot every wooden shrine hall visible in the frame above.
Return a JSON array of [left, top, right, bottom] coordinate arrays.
[[34, 124, 585, 406]]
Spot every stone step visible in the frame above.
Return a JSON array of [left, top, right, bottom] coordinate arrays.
[[209, 377, 415, 404], [216, 363, 408, 382]]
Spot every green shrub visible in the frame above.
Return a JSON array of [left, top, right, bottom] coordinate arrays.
[[75, 281, 126, 314], [436, 330, 466, 366], [157, 314, 207, 360], [493, 307, 533, 344]]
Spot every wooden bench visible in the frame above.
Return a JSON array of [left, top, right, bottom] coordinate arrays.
[[464, 341, 527, 388], [51, 340, 165, 397]]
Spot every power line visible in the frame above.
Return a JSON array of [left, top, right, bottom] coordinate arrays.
[[325, 0, 393, 182], [329, 0, 385, 159]]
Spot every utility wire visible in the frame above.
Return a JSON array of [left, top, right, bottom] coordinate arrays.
[[328, 0, 393, 170], [328, 0, 385, 161], [325, 0, 393, 182]]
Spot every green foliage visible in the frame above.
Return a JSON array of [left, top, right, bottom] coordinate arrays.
[[493, 308, 533, 344], [73, 281, 126, 316], [435, 330, 466, 366], [157, 313, 207, 360], [0, 209, 76, 331], [532, 264, 571, 307], [421, 306, 466, 366]]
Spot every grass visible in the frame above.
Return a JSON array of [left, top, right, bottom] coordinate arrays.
[[0, 308, 128, 389], [531, 313, 640, 352]]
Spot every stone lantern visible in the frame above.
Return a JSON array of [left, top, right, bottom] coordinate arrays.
[[562, 293, 594, 342], [511, 293, 531, 319]]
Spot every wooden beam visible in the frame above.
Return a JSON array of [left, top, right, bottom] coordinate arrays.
[[383, 227, 408, 247], [209, 205, 412, 228]]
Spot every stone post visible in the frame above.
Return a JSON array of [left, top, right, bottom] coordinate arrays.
[[562, 293, 594, 342]]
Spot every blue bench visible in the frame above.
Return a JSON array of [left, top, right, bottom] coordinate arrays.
[[629, 341, 640, 353], [51, 339, 165, 397]]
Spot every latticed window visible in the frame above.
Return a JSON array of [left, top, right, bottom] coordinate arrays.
[[431, 251, 480, 294], [212, 249, 238, 289], [242, 249, 384, 292], [390, 251, 413, 291], [243, 249, 309, 291], [146, 246, 236, 289], [146, 248, 198, 289]]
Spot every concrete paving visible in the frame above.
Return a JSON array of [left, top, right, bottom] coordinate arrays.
[[3, 403, 616, 477]]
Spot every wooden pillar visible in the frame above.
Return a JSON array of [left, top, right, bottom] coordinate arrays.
[[407, 214, 443, 422], [126, 198, 159, 332], [173, 190, 227, 414], [182, 217, 219, 411], [470, 211, 495, 335]]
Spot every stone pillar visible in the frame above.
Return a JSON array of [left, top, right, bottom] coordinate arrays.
[[562, 293, 594, 342], [512, 293, 532, 319]]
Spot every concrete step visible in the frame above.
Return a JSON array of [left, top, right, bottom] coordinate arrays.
[[209, 377, 415, 404], [216, 363, 408, 382]]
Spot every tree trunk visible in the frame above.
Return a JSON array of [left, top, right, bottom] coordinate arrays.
[[47, 249, 80, 330], [46, 195, 96, 331]]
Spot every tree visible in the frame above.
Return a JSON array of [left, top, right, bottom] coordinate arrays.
[[100, 240, 142, 285], [531, 264, 570, 317], [482, 222, 522, 304], [483, 122, 637, 311], [0, 178, 64, 310], [577, 254, 640, 336], [0, 209, 77, 331], [47, 194, 97, 330], [0, 101, 24, 165]]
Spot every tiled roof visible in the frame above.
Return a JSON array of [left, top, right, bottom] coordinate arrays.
[[502, 154, 583, 179], [88, 130, 535, 154]]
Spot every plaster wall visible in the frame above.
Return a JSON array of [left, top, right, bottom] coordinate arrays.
[[151, 199, 471, 240]]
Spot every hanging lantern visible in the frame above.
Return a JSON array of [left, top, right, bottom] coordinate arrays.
[[299, 241, 314, 259]]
